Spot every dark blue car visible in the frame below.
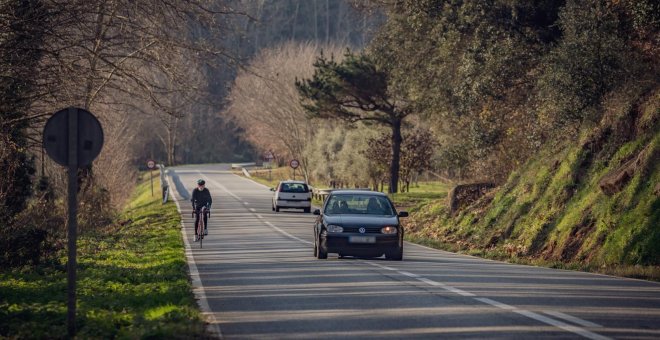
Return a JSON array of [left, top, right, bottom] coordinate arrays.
[[313, 190, 408, 260]]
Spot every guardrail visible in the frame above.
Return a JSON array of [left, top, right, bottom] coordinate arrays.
[[311, 187, 373, 202], [231, 162, 256, 169], [312, 188, 333, 202]]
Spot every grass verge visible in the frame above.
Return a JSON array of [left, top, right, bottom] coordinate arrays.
[[0, 174, 209, 338]]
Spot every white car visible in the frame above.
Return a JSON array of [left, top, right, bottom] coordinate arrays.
[[271, 180, 312, 213]]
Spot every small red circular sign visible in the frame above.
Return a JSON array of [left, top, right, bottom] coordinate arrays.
[[147, 159, 156, 169], [289, 159, 300, 169]]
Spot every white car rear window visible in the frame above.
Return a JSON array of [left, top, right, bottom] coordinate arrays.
[[279, 183, 309, 193]]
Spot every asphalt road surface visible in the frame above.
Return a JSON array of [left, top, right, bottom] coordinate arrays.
[[167, 164, 660, 340]]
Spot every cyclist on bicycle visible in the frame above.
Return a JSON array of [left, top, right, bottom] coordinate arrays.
[[191, 179, 212, 239]]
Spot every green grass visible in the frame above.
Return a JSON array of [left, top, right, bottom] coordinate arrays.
[[0, 174, 209, 339], [387, 182, 451, 212]]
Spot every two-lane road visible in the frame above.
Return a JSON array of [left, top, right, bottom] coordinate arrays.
[[167, 165, 660, 339]]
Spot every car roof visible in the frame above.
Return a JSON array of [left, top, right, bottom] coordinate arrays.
[[278, 180, 307, 184], [329, 189, 387, 196]]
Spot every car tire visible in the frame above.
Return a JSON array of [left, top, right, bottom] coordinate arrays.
[[304, 207, 311, 213], [316, 233, 328, 259], [386, 247, 403, 261], [275, 205, 280, 212], [272, 204, 275, 211]]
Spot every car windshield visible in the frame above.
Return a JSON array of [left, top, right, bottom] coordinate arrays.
[[324, 194, 395, 216], [279, 183, 309, 193]]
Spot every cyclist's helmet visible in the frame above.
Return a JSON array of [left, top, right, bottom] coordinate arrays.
[[197, 179, 205, 185]]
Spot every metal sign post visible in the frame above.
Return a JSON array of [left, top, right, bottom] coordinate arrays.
[[147, 160, 156, 197], [290, 159, 300, 181], [66, 108, 78, 338], [43, 107, 103, 338]]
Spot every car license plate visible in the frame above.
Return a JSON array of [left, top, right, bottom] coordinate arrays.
[[349, 236, 376, 244]]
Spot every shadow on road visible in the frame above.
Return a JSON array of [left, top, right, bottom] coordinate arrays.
[[169, 169, 190, 201]]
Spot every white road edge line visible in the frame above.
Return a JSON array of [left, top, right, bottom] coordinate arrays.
[[543, 310, 604, 328], [166, 173, 223, 339]]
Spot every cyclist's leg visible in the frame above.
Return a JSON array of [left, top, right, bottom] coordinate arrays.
[[204, 210, 209, 235], [194, 209, 201, 236]]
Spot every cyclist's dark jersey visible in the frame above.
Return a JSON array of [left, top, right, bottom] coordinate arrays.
[[191, 187, 212, 208]]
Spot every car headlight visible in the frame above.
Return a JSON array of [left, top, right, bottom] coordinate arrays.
[[326, 225, 343, 233], [381, 226, 398, 234]]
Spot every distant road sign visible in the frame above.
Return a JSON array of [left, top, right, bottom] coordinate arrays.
[[290, 159, 300, 169], [147, 159, 156, 169]]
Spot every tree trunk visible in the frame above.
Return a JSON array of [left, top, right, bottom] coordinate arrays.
[[389, 120, 402, 193], [166, 115, 178, 166], [325, 0, 330, 44]]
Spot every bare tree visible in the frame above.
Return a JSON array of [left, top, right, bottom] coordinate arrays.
[[224, 42, 346, 181]]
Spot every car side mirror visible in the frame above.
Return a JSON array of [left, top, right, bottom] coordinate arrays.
[[398, 211, 409, 218], [313, 209, 321, 216], [270, 188, 275, 192]]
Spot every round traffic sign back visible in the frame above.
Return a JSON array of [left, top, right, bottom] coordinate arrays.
[[43, 108, 104, 167], [147, 159, 156, 169], [290, 159, 300, 169]]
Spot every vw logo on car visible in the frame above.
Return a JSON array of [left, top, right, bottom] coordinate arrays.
[[359, 227, 366, 234]]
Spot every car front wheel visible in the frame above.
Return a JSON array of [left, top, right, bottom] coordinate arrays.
[[386, 246, 403, 261], [315, 233, 328, 259]]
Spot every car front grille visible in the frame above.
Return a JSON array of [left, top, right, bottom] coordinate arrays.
[[342, 226, 383, 234]]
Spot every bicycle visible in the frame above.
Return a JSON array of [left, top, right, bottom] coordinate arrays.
[[192, 205, 210, 248]]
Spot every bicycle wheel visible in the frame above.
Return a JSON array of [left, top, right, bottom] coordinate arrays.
[[198, 214, 203, 249]]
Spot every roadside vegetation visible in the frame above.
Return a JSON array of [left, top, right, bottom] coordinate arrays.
[[243, 166, 450, 212], [228, 0, 659, 279], [0, 174, 208, 338]]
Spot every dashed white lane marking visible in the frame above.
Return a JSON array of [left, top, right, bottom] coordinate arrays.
[[166, 174, 223, 339], [544, 311, 603, 328], [514, 310, 610, 340], [474, 297, 517, 310], [244, 202, 249, 205], [367, 262, 395, 272], [365, 263, 609, 339], [445, 286, 476, 297], [257, 214, 263, 219], [264, 221, 313, 245], [399, 271, 420, 278], [249, 208, 256, 212], [195, 170, 611, 340], [417, 277, 445, 287]]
